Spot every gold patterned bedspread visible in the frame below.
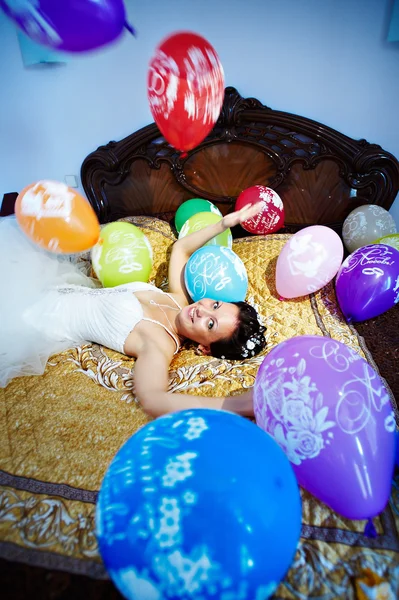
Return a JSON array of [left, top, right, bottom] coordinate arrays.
[[1, 218, 398, 599]]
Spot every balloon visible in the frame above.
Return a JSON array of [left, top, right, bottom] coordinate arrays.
[[185, 246, 248, 302], [179, 212, 232, 248], [96, 409, 302, 600], [175, 199, 222, 233], [372, 233, 399, 252], [276, 226, 344, 299], [0, 0, 130, 53], [91, 222, 152, 287], [254, 336, 396, 520], [335, 244, 399, 322], [148, 32, 225, 152], [15, 180, 100, 254], [342, 205, 397, 253], [235, 186, 284, 234]]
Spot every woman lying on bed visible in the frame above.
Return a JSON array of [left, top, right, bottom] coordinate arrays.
[[0, 203, 266, 417]]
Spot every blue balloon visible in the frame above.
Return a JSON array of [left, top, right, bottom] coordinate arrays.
[[96, 409, 302, 600], [184, 246, 248, 302]]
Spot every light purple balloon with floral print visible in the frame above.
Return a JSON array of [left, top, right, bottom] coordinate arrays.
[[254, 336, 396, 521]]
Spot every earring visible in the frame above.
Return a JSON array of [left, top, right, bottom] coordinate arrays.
[[195, 346, 203, 356]]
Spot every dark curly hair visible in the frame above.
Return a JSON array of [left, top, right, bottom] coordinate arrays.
[[209, 301, 266, 361]]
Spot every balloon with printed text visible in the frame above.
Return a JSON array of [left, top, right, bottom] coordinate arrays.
[[0, 0, 130, 53], [184, 246, 248, 302], [235, 186, 284, 234], [254, 336, 396, 520], [147, 31, 225, 152], [15, 180, 100, 254], [335, 244, 399, 322], [91, 222, 153, 287]]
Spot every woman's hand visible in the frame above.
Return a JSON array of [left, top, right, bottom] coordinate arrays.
[[168, 200, 263, 300], [222, 202, 263, 230]]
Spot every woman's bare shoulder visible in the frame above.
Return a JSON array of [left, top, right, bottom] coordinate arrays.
[[168, 291, 190, 308], [125, 319, 177, 359]]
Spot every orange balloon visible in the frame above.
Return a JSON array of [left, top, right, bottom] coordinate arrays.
[[15, 180, 100, 254]]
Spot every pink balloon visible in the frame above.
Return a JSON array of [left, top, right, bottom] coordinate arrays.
[[254, 336, 396, 520], [276, 226, 344, 299]]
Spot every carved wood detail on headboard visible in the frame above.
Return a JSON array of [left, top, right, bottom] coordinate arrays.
[[81, 87, 399, 233]]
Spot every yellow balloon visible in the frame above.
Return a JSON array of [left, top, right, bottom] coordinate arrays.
[[372, 233, 399, 252], [91, 222, 153, 287], [179, 212, 232, 247]]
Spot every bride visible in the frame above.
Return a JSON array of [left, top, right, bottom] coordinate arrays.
[[0, 203, 266, 417]]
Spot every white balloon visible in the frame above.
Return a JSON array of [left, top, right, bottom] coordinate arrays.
[[342, 205, 396, 253]]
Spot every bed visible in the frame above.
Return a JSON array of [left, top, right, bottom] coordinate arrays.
[[1, 86, 398, 599]]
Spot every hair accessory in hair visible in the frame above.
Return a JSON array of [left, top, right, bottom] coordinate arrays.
[[241, 329, 266, 359]]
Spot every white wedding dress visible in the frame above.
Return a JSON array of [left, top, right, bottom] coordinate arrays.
[[0, 217, 181, 388]]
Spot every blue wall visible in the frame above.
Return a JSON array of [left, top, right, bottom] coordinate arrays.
[[0, 0, 398, 223]]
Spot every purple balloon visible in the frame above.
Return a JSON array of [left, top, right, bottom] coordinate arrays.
[[0, 0, 128, 53], [335, 244, 399, 323], [254, 336, 396, 520]]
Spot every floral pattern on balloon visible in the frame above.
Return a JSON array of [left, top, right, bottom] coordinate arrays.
[[254, 336, 396, 520], [96, 410, 301, 600], [254, 354, 335, 466]]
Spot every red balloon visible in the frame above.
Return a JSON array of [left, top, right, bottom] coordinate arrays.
[[235, 186, 285, 234], [147, 32, 225, 152]]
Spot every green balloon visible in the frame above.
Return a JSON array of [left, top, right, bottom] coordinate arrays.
[[178, 212, 232, 248], [175, 198, 222, 232], [91, 222, 153, 287], [372, 233, 399, 252]]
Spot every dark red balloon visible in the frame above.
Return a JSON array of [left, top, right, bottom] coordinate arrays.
[[147, 31, 225, 152], [235, 186, 285, 234]]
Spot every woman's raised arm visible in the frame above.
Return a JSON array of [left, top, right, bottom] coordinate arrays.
[[168, 202, 262, 300]]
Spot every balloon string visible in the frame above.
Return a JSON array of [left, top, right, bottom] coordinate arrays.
[[364, 518, 377, 538], [124, 21, 137, 37]]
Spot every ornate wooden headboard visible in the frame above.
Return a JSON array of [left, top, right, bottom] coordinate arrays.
[[81, 86, 399, 233]]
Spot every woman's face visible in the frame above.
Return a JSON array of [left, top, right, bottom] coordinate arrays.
[[176, 299, 239, 348]]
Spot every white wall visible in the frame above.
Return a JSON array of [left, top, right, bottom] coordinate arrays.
[[1, 0, 399, 224]]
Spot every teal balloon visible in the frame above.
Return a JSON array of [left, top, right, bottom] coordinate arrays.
[[175, 198, 222, 232], [185, 246, 248, 302]]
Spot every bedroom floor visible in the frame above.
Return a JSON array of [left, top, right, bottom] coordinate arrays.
[[1, 558, 122, 600]]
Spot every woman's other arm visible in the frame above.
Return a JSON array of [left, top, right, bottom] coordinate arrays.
[[134, 342, 254, 418]]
